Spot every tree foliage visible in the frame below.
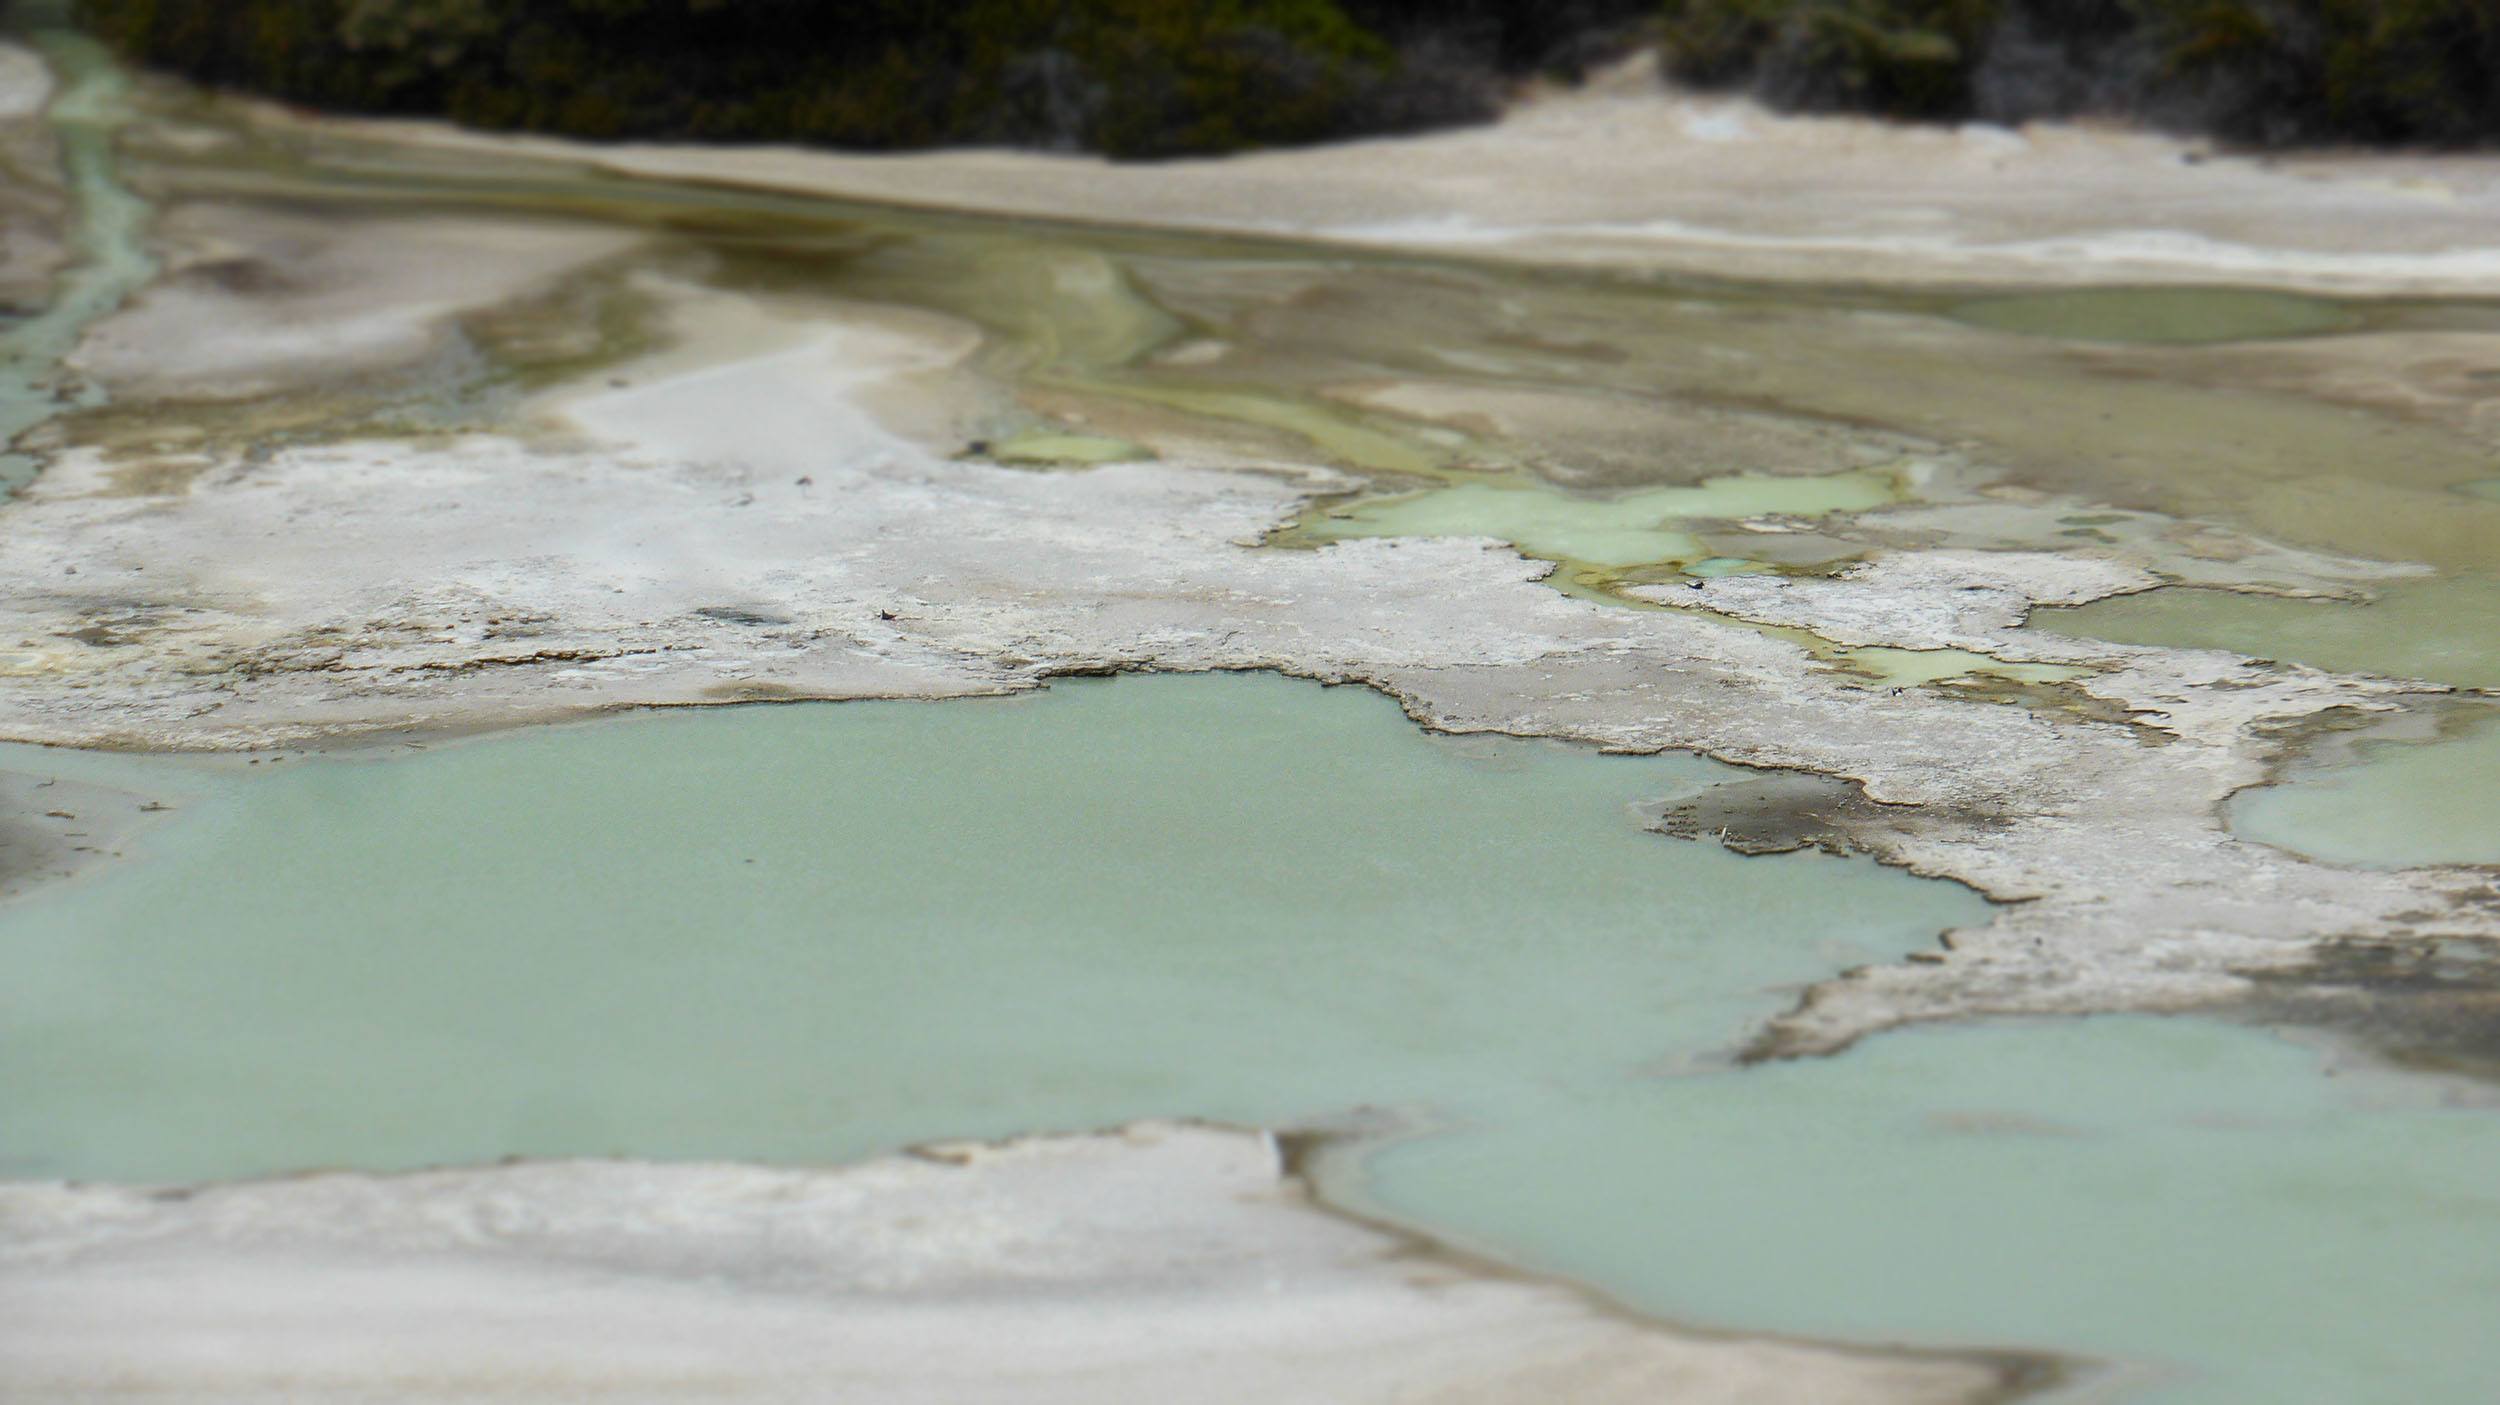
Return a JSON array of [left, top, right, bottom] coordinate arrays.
[[73, 0, 1649, 157], [1657, 0, 2500, 145]]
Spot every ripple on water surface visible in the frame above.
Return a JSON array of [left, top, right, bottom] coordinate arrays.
[[1945, 286, 2357, 345]]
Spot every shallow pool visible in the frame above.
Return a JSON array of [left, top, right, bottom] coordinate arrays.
[[1341, 1015, 2500, 1404], [2033, 576, 2500, 695], [7, 672, 2498, 1398], [0, 672, 1983, 1182], [2229, 706, 2500, 870]]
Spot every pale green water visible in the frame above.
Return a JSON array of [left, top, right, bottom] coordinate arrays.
[[1947, 287, 2356, 345], [2022, 456, 2500, 880], [2034, 577, 2500, 694], [0, 672, 1985, 1182], [1342, 1015, 2500, 1404], [2229, 707, 2500, 869], [12, 674, 2499, 1399], [0, 16, 156, 492]]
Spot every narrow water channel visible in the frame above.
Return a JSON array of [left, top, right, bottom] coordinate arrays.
[[1338, 1015, 2500, 1405], [0, 4, 153, 492], [2228, 705, 2500, 870]]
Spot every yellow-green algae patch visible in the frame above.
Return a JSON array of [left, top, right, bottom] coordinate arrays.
[[126, 93, 2500, 583], [1946, 286, 2358, 345], [1337, 1014, 2500, 1405], [1107, 381, 1451, 475], [806, 238, 1183, 377], [1823, 645, 2090, 689], [1549, 567, 2097, 691], [1294, 468, 1904, 571], [985, 429, 1152, 464], [1271, 458, 2082, 693]]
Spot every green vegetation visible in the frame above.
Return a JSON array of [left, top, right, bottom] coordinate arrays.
[[1658, 0, 2500, 145], [1657, 0, 1998, 118], [56, 0, 2494, 152], [67, 0, 1650, 157]]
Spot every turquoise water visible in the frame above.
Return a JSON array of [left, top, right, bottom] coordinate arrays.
[[0, 672, 1985, 1182], [1342, 1016, 2500, 1404]]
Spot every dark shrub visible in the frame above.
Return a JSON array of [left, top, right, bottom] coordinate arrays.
[[69, 0, 1579, 156], [1658, 0, 2500, 145]]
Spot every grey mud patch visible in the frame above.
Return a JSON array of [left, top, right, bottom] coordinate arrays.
[[0, 764, 169, 900], [1649, 768, 2010, 868], [2227, 936, 2500, 1084]]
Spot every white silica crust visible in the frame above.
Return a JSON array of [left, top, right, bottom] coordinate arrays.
[[0, 1124, 2014, 1405], [0, 42, 52, 119]]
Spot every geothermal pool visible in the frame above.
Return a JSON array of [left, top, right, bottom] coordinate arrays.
[[0, 673, 1986, 1183], [5, 674, 2497, 1401], [5, 11, 2500, 1403]]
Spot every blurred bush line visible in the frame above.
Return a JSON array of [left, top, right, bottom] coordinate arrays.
[[66, 0, 1648, 156], [61, 0, 2500, 154], [1659, 0, 2500, 145]]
